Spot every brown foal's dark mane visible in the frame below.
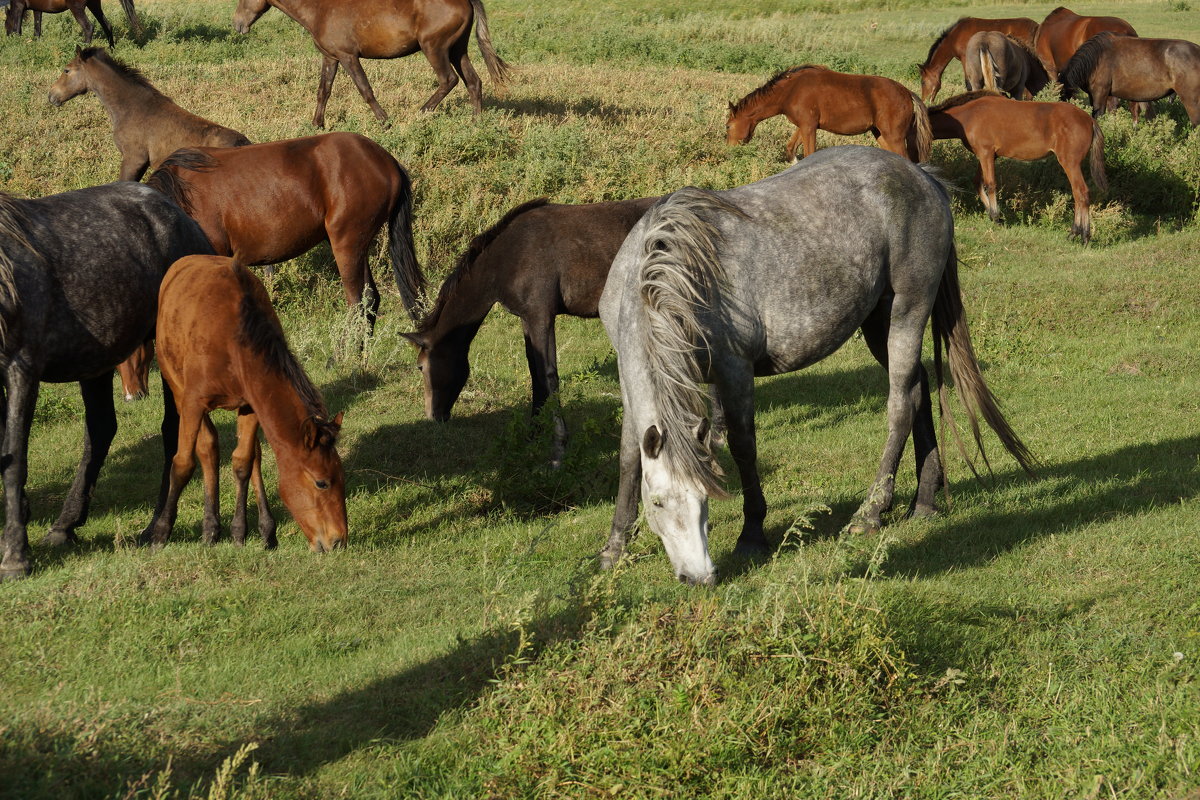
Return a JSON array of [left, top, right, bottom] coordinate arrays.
[[929, 89, 1004, 114], [729, 65, 828, 115], [1061, 32, 1115, 91], [923, 20, 962, 66], [417, 197, 551, 334], [80, 47, 163, 95], [145, 149, 218, 215]]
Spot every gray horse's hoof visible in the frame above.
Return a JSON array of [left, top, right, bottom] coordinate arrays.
[[0, 563, 32, 581], [41, 528, 78, 547], [598, 547, 621, 571]]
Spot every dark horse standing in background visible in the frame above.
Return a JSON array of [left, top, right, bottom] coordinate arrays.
[[1062, 33, 1200, 126], [0, 183, 212, 581], [917, 16, 1038, 103], [405, 196, 659, 467], [963, 32, 1051, 100], [4, 0, 140, 47], [231, 0, 510, 128]]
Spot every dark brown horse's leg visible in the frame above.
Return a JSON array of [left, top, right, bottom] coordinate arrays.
[[418, 45, 461, 114], [5, 2, 23, 36], [0, 365, 39, 580], [45, 373, 118, 547], [522, 316, 568, 469], [119, 155, 151, 183], [68, 4, 96, 44], [1058, 152, 1091, 244], [86, 0, 114, 47], [33, 9, 41, 35], [340, 54, 389, 124], [313, 55, 339, 129], [451, 38, 484, 115], [197, 414, 222, 544], [600, 412, 641, 569]]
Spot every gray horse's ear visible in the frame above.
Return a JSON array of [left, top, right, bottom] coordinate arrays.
[[694, 417, 710, 443], [642, 425, 663, 459]]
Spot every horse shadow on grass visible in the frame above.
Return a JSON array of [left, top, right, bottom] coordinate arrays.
[[490, 94, 636, 122], [164, 23, 233, 44]]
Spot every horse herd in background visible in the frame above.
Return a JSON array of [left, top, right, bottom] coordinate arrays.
[[0, 4, 1194, 583]]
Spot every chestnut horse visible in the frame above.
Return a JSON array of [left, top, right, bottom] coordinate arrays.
[[140, 255, 348, 552], [48, 47, 251, 183], [963, 32, 1051, 100], [5, 0, 139, 47], [918, 16, 1038, 102], [1062, 33, 1200, 126], [930, 91, 1107, 244], [726, 65, 932, 163], [232, 0, 510, 128], [1033, 7, 1137, 79]]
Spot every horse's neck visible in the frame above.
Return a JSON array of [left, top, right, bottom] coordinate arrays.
[[87, 67, 160, 129], [269, 0, 321, 30], [924, 37, 958, 72], [426, 253, 503, 347], [739, 90, 783, 124], [239, 368, 312, 448]]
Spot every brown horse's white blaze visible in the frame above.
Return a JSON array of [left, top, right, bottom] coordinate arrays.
[[140, 255, 348, 553]]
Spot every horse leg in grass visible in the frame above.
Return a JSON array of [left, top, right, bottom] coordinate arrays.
[[313, 55, 339, 129], [141, 404, 204, 547], [85, 0, 115, 48], [329, 227, 379, 358], [599, 414, 641, 569], [197, 414, 222, 544], [231, 411, 275, 548], [33, 10, 40, 36], [418, 45, 461, 114], [1058, 153, 1092, 245], [718, 369, 770, 557], [340, 54, 390, 124], [974, 153, 1001, 223], [0, 366, 38, 580], [522, 316, 569, 469], [45, 373, 118, 547], [451, 38, 484, 115], [68, 4, 96, 44]]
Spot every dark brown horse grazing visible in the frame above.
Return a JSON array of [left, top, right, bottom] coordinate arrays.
[[1062, 33, 1200, 126], [48, 47, 251, 183], [5, 0, 139, 47], [918, 16, 1039, 103], [404, 195, 659, 467], [231, 0, 510, 128], [1033, 7, 1137, 78], [141, 255, 347, 552], [930, 91, 1107, 244], [726, 65, 932, 163], [963, 32, 1051, 100]]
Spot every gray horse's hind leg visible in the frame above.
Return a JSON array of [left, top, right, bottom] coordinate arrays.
[[44, 373, 118, 547]]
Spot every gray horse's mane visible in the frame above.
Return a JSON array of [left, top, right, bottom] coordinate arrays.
[[928, 89, 1003, 114], [0, 194, 33, 345], [730, 65, 827, 115], [1060, 32, 1115, 91], [636, 187, 746, 499], [80, 47, 163, 95]]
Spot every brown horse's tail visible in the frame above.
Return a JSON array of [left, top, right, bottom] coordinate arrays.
[[980, 48, 998, 93], [469, 0, 511, 87], [931, 241, 1037, 479], [1089, 118, 1108, 194], [908, 92, 932, 163], [119, 0, 142, 38], [389, 165, 425, 322]]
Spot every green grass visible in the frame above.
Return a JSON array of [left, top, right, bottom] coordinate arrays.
[[2, 1, 1200, 797]]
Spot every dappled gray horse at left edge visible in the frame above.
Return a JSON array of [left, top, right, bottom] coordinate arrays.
[[599, 146, 1036, 585], [0, 183, 213, 580]]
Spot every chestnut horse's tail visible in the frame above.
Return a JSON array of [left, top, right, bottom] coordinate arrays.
[[931, 240, 1037, 478], [1089, 117, 1108, 194], [119, 0, 142, 38], [389, 165, 425, 322], [908, 92, 932, 163], [469, 0, 511, 87]]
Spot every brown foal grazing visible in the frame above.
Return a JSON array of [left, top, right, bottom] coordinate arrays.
[[930, 91, 1107, 244], [1062, 33, 1200, 126], [48, 47, 250, 182], [918, 16, 1039, 103], [140, 255, 348, 553], [231, 0, 510, 128], [963, 32, 1051, 100], [726, 65, 932, 163], [5, 0, 140, 47]]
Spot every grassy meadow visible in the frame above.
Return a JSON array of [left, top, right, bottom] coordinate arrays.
[[2, 0, 1200, 796]]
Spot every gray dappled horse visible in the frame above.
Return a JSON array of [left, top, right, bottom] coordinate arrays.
[[0, 183, 212, 580], [599, 147, 1036, 585]]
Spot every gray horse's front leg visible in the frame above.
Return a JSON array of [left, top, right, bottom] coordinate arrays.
[[45, 373, 117, 546], [0, 367, 39, 580], [714, 373, 770, 556], [600, 414, 641, 569]]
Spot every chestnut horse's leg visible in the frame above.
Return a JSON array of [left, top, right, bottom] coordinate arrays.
[[313, 55, 339, 130], [231, 410, 274, 548], [339, 54, 389, 124], [521, 315, 568, 469], [197, 414, 221, 545], [974, 151, 1002, 223], [68, 3, 96, 44], [140, 402, 205, 547], [1057, 152, 1091, 245], [418, 43, 461, 114], [85, 0, 114, 48], [450, 36, 484, 115], [45, 373, 118, 547]]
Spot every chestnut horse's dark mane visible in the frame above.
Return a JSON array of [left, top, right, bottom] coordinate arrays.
[[929, 89, 1003, 114], [1061, 32, 1115, 91], [730, 65, 828, 115], [923, 19, 964, 65], [145, 149, 218, 216], [417, 197, 551, 334], [80, 47, 162, 95], [231, 260, 332, 427]]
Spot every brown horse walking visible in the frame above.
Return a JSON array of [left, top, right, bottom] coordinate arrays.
[[404, 195, 659, 467], [48, 47, 251, 183], [140, 255, 348, 552], [918, 16, 1038, 103], [5, 0, 139, 47], [231, 0, 510, 128], [1062, 33, 1200, 126], [930, 91, 1107, 244], [963, 32, 1051, 100], [726, 65, 932, 163]]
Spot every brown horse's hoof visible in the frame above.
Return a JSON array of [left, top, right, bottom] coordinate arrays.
[[42, 528, 78, 547], [908, 504, 939, 520]]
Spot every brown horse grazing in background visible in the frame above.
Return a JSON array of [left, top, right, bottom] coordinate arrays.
[[964, 32, 1051, 100], [1062, 33, 1200, 126], [232, 0, 510, 128], [918, 16, 1038, 102], [726, 65, 932, 163], [140, 255, 348, 552], [1033, 7, 1137, 78], [405, 195, 660, 468], [5, 0, 139, 47], [48, 47, 251, 183], [930, 91, 1107, 244]]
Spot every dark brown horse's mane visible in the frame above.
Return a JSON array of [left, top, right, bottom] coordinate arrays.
[[730, 65, 828, 115], [417, 197, 552, 334], [80, 47, 163, 95], [145, 149, 218, 216], [231, 260, 333, 429], [1061, 32, 1115, 91], [923, 19, 964, 65], [929, 89, 1004, 114]]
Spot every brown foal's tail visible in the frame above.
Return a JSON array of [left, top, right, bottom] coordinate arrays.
[[389, 165, 425, 322], [908, 92, 933, 162], [469, 0, 511, 87], [980, 48, 998, 93], [119, 0, 142, 38], [1089, 118, 1109, 194], [931, 241, 1037, 479]]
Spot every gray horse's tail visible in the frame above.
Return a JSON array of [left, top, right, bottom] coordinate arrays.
[[469, 0, 511, 87], [908, 91, 932, 162], [636, 188, 746, 499], [119, 0, 142, 38], [388, 164, 425, 321], [1089, 118, 1108, 194], [0, 195, 30, 346], [931, 241, 1037, 478]]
